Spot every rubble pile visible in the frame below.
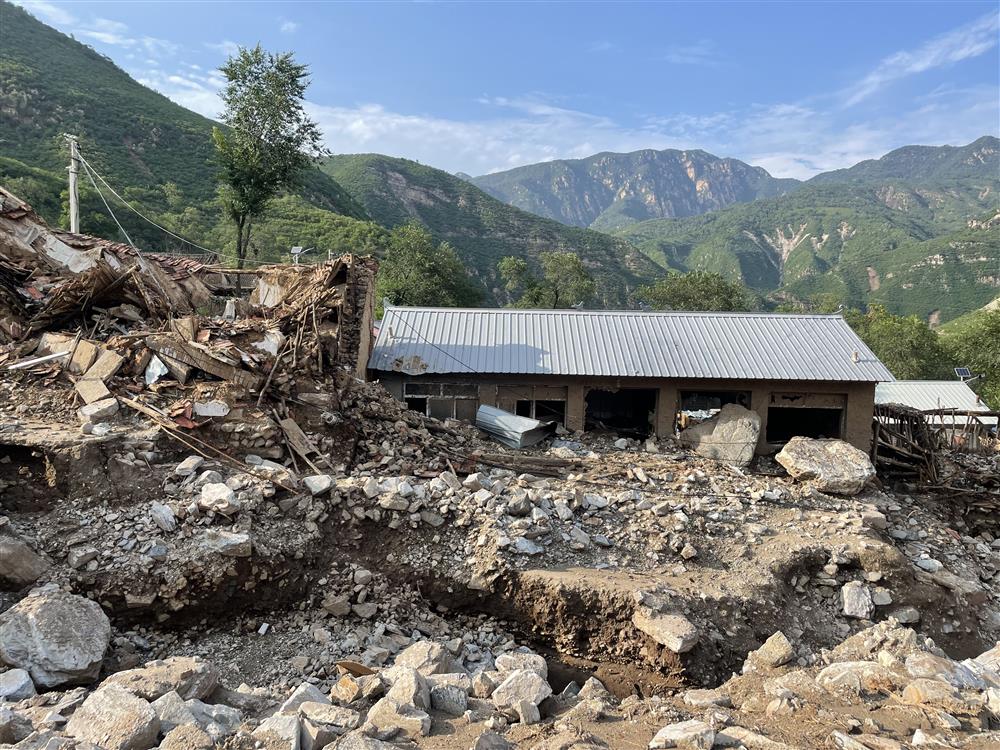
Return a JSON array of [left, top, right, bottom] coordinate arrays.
[[1, 583, 999, 749], [2, 186, 1000, 747]]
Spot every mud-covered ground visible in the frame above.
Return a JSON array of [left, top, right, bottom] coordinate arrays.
[[2, 375, 1000, 748]]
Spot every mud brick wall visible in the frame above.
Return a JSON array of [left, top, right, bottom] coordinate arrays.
[[337, 256, 378, 378]]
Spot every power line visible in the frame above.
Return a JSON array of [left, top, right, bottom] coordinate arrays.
[[75, 149, 219, 256], [383, 307, 582, 421], [79, 158, 135, 247], [383, 307, 477, 374]]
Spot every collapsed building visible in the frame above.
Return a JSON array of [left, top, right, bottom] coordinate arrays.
[[2, 183, 1000, 749], [368, 305, 895, 453]]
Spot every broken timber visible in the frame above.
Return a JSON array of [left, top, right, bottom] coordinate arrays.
[[146, 334, 262, 390]]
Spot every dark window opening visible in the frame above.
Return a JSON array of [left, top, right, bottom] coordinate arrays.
[[514, 399, 566, 424], [585, 388, 657, 438], [405, 396, 428, 415], [534, 400, 566, 425], [428, 399, 454, 420], [766, 407, 844, 443], [455, 399, 478, 422], [677, 390, 751, 431], [405, 383, 435, 396], [679, 390, 751, 412]]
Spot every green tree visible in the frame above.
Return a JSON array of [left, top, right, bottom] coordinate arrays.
[[635, 270, 762, 312], [843, 304, 953, 380], [942, 310, 1000, 408], [213, 45, 326, 272], [376, 222, 481, 312], [499, 251, 596, 308]]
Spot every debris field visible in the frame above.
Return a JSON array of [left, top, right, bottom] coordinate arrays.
[[2, 186, 1000, 749]]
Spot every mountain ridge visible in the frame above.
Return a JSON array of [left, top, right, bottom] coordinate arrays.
[[472, 147, 800, 231], [321, 153, 665, 305]]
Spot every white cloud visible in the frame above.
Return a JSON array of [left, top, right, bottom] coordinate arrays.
[[134, 68, 225, 120], [280, 20, 299, 34], [659, 40, 719, 66], [13, 0, 75, 26], [589, 40, 616, 53], [37, 3, 991, 180], [206, 40, 241, 58], [23, 8, 180, 60], [306, 99, 684, 175], [845, 11, 999, 106]]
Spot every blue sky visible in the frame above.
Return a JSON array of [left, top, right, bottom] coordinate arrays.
[[15, 0, 1000, 179]]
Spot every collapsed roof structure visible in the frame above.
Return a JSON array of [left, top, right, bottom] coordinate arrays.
[[0, 185, 378, 482]]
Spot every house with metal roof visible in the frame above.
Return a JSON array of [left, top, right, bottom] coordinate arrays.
[[876, 381, 997, 427], [368, 306, 896, 453]]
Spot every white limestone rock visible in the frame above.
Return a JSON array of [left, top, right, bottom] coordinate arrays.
[[0, 669, 35, 702], [0, 587, 110, 688], [678, 404, 760, 467], [632, 608, 699, 653], [65, 685, 159, 750], [841, 582, 874, 619], [649, 719, 715, 749], [775, 437, 876, 495], [490, 669, 552, 710]]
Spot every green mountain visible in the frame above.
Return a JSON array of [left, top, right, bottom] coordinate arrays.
[[809, 137, 999, 186], [322, 154, 664, 304], [0, 2, 662, 302], [0, 0, 370, 256], [612, 142, 1000, 322], [2, 1, 995, 320], [472, 149, 799, 231]]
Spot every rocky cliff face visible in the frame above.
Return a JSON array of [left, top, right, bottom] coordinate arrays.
[[472, 149, 800, 231]]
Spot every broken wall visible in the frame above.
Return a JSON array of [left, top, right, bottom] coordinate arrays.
[[372, 372, 878, 453]]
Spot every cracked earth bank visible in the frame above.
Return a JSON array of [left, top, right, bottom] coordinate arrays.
[[2, 376, 1000, 749]]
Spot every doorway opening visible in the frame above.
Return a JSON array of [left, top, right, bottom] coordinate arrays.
[[766, 406, 844, 443], [515, 398, 566, 425], [585, 388, 657, 437]]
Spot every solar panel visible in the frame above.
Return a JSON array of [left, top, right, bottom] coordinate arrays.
[[955, 367, 972, 378]]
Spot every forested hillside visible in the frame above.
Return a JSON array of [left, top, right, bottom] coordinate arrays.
[[322, 154, 665, 304], [0, 0, 371, 259], [614, 171, 999, 322]]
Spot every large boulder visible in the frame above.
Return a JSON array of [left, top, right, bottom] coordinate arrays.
[[392, 640, 461, 676], [102, 656, 218, 701], [678, 404, 760, 467], [365, 696, 431, 738], [775, 437, 875, 495], [490, 669, 552, 710], [65, 685, 159, 750], [0, 538, 50, 587], [632, 608, 699, 653], [0, 586, 110, 687]]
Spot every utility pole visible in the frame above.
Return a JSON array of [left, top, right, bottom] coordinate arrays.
[[65, 134, 80, 233]]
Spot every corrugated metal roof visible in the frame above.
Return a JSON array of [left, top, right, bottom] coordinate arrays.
[[876, 381, 996, 424], [476, 405, 556, 448], [370, 306, 895, 382]]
